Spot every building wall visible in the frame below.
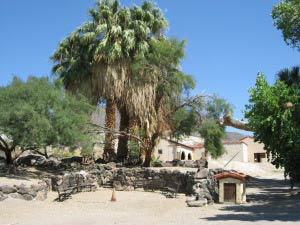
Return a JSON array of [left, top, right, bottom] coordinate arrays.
[[242, 137, 266, 163], [213, 143, 248, 162], [193, 147, 205, 160], [153, 139, 176, 162]]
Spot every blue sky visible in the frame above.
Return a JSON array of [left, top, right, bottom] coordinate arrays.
[[1, 1, 299, 134]]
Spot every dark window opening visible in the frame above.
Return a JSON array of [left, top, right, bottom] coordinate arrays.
[[158, 149, 163, 154], [254, 153, 265, 163]]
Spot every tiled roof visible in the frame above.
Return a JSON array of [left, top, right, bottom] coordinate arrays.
[[214, 170, 248, 181]]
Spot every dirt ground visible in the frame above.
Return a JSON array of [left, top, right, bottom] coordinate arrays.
[[1, 167, 300, 225]]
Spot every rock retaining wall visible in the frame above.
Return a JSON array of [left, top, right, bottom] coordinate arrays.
[[0, 180, 49, 201], [51, 165, 220, 203]]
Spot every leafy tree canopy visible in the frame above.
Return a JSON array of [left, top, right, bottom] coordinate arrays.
[[173, 95, 231, 158], [272, 0, 300, 50], [244, 73, 300, 185], [0, 76, 94, 163]]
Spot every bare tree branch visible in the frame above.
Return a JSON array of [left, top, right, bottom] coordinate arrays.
[[167, 94, 212, 117], [219, 114, 251, 131], [91, 124, 147, 147]]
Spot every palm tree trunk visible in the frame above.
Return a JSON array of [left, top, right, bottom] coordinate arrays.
[[117, 106, 129, 162], [103, 99, 117, 162]]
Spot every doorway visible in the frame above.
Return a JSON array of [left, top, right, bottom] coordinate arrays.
[[224, 183, 236, 203], [181, 151, 186, 160]]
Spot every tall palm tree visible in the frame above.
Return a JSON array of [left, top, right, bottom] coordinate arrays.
[[51, 0, 168, 162]]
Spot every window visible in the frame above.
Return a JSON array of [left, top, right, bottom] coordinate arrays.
[[158, 149, 163, 154]]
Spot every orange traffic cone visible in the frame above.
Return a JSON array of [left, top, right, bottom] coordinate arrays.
[[111, 188, 116, 202]]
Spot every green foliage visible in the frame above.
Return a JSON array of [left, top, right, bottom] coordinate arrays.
[[151, 155, 162, 167], [272, 0, 300, 50], [132, 38, 195, 95], [51, 0, 168, 84], [199, 119, 225, 159], [172, 95, 230, 159], [277, 66, 300, 90], [173, 108, 198, 138], [0, 76, 95, 159], [128, 140, 140, 158], [244, 73, 300, 183], [52, 148, 76, 159]]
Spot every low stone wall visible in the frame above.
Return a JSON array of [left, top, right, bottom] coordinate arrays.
[[0, 181, 49, 201], [51, 165, 220, 203]]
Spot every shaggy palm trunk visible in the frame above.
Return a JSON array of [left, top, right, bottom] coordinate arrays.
[[117, 106, 129, 162], [103, 99, 117, 162]]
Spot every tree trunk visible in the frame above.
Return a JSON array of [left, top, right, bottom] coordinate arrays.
[[5, 150, 13, 165], [142, 134, 159, 167], [143, 148, 152, 167], [117, 106, 129, 162], [103, 99, 117, 162]]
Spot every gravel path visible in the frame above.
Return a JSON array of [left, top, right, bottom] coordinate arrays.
[[1, 172, 300, 225]]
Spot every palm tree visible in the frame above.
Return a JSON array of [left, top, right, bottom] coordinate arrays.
[[51, 0, 168, 162], [277, 66, 300, 124], [277, 66, 300, 88]]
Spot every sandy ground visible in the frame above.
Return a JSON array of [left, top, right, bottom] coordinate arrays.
[[1, 165, 300, 225]]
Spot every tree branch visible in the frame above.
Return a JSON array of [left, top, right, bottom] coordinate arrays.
[[219, 114, 251, 131], [91, 124, 147, 147], [167, 94, 212, 116]]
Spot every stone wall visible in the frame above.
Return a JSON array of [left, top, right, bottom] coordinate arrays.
[[51, 164, 220, 203], [0, 180, 49, 201]]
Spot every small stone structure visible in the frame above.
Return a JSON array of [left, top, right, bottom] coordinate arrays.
[[185, 160, 220, 207], [215, 171, 248, 204]]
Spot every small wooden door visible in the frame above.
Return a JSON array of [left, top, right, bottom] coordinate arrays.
[[224, 183, 236, 203]]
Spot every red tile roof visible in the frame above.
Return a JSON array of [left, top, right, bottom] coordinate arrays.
[[214, 171, 248, 181]]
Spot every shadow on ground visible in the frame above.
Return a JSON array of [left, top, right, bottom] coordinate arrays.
[[202, 177, 300, 222]]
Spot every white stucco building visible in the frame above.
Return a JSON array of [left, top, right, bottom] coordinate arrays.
[[153, 134, 267, 163], [153, 137, 204, 162]]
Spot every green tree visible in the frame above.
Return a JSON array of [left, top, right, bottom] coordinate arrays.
[[199, 119, 225, 159], [0, 76, 94, 164], [272, 0, 300, 50], [163, 94, 231, 160], [244, 73, 300, 186]]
